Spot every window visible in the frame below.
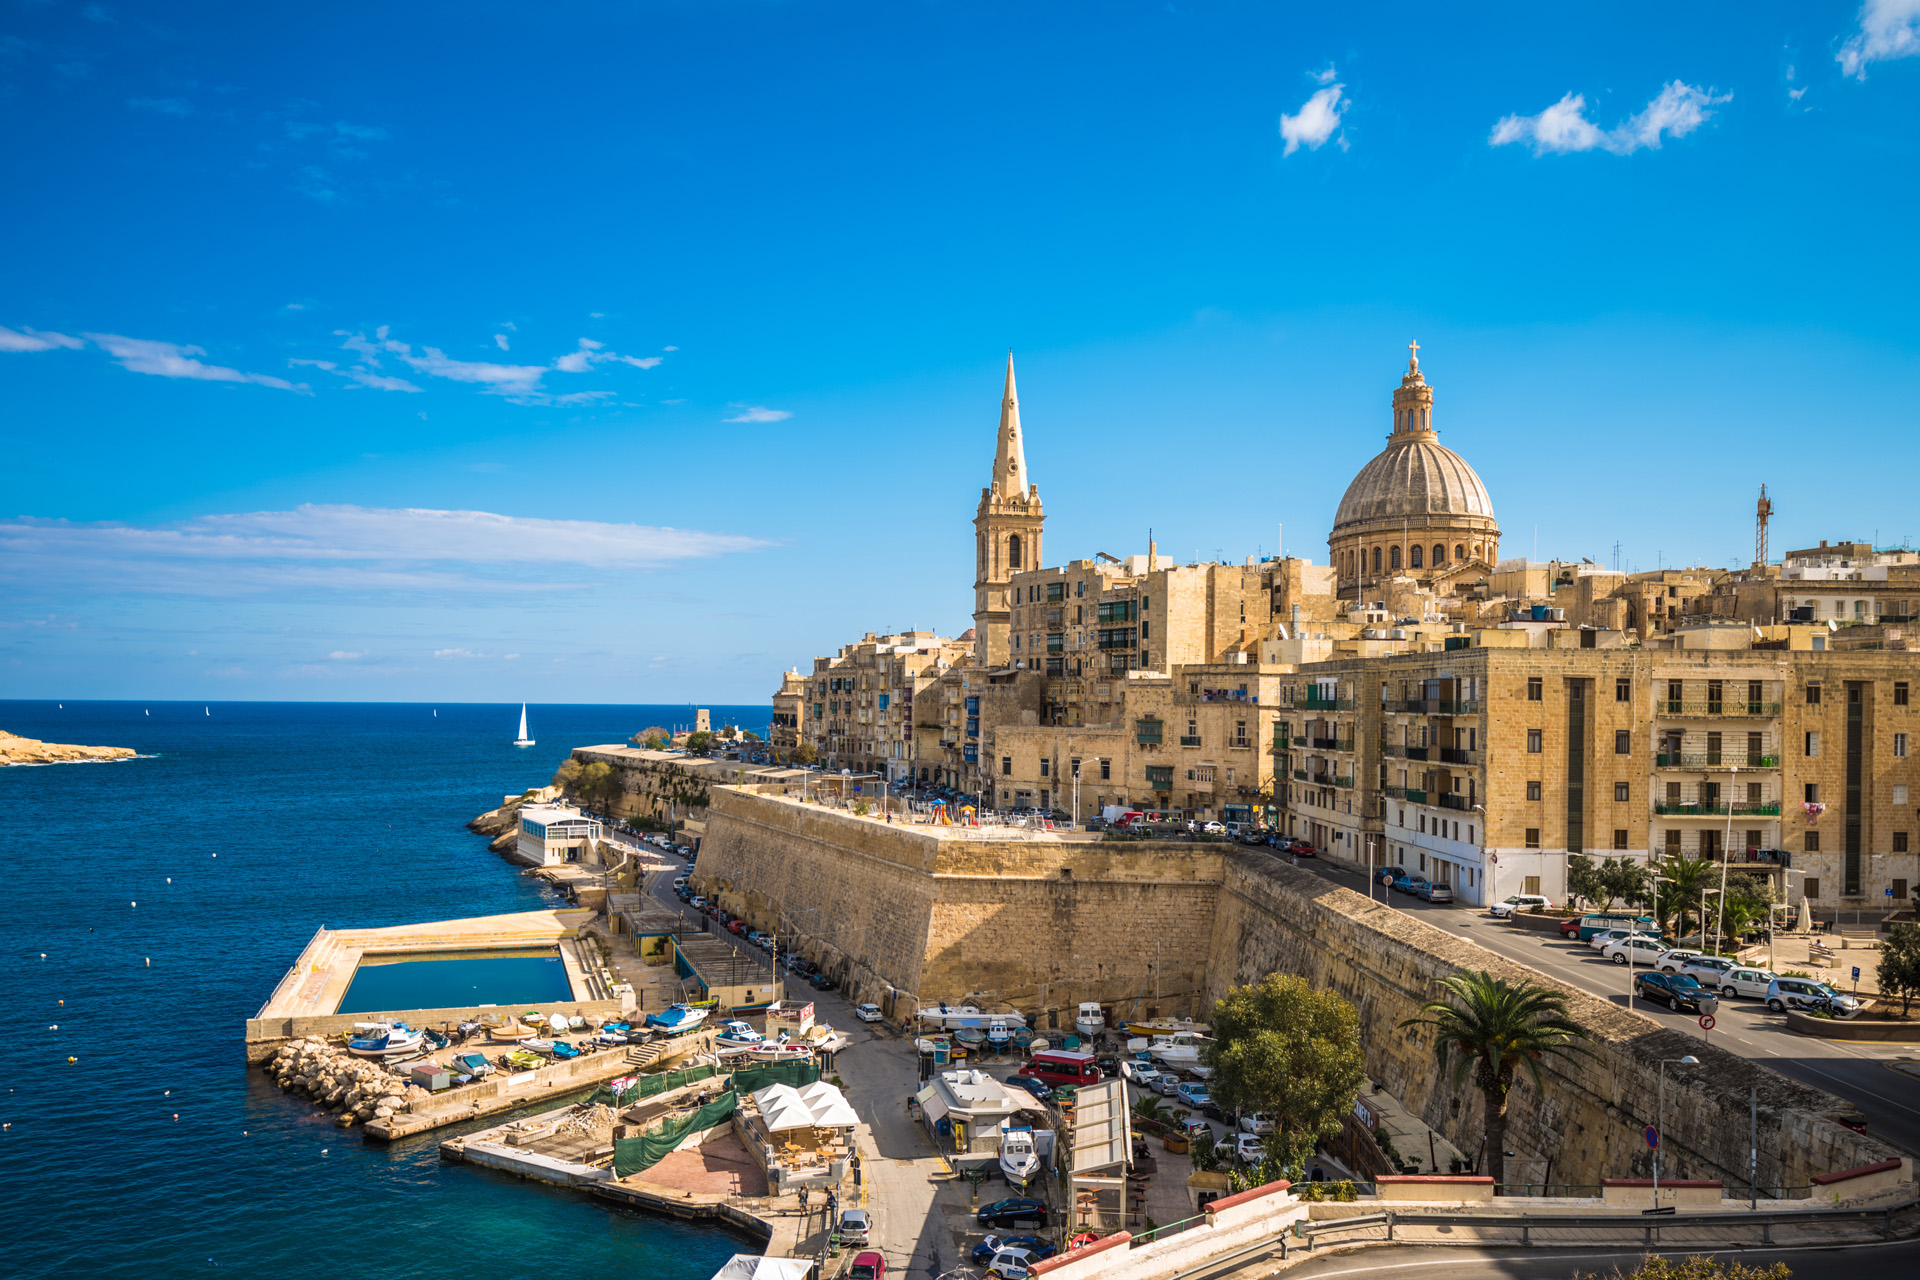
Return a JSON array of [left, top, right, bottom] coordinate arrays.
[[1371, 547, 1381, 574], [1008, 534, 1022, 568], [1896, 878, 1910, 900], [1456, 544, 1465, 561], [1806, 683, 1821, 705], [1433, 543, 1445, 566], [1001, 756, 1012, 775], [1805, 731, 1820, 757], [1897, 785, 1909, 805], [1523, 876, 1542, 895], [1410, 545, 1424, 569], [1525, 828, 1540, 848], [1805, 782, 1820, 804], [1805, 832, 1821, 852], [1613, 829, 1629, 850], [1527, 780, 1542, 801], [1898, 682, 1910, 707], [1615, 730, 1631, 754], [1039, 759, 1050, 777], [1616, 679, 1631, 702], [1897, 733, 1909, 759], [1616, 782, 1630, 802], [1805, 877, 1820, 898], [1665, 829, 1682, 852], [1141, 620, 1150, 639], [1100, 758, 1111, 781], [1895, 832, 1910, 853], [1527, 677, 1543, 701], [1527, 729, 1543, 753]]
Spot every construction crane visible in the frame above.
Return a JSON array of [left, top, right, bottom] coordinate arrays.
[[1755, 484, 1774, 567]]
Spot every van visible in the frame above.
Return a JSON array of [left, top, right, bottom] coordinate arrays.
[[672, 876, 689, 889], [1567, 913, 1657, 941], [1022, 1049, 1101, 1087]]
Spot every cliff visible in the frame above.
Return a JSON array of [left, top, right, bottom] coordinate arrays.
[[0, 730, 135, 766]]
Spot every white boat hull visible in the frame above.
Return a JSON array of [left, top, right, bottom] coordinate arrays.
[[1001, 1155, 1040, 1188]]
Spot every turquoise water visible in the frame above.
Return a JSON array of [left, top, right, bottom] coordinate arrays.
[[0, 700, 768, 1280], [338, 950, 573, 1014]]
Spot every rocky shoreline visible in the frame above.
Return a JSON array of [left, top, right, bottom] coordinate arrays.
[[260, 1038, 419, 1129], [0, 729, 136, 766]]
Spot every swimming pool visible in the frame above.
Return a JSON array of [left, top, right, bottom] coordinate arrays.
[[336, 947, 573, 1014]]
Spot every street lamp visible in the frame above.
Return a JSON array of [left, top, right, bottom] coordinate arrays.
[[1655, 1055, 1700, 1202]]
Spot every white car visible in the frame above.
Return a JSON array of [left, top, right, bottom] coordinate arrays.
[[1715, 966, 1777, 999], [1234, 1130, 1265, 1162], [1238, 1112, 1275, 1135], [1653, 949, 1705, 973], [1602, 935, 1668, 965], [1201, 821, 1226, 834], [1489, 894, 1553, 918], [986, 1249, 1038, 1280], [854, 1003, 883, 1023], [1121, 1060, 1160, 1086], [1589, 928, 1637, 952], [1674, 955, 1737, 985]]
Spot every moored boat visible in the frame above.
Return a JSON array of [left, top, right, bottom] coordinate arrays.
[[715, 1019, 765, 1048], [1075, 1002, 1106, 1039], [747, 1041, 813, 1062], [645, 1003, 710, 1034], [346, 1021, 425, 1059], [986, 1018, 1012, 1049], [998, 1124, 1041, 1188]]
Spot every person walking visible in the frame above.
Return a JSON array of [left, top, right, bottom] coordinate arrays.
[[798, 1185, 809, 1215]]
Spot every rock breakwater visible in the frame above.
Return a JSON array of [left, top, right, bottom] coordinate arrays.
[[262, 1038, 416, 1128]]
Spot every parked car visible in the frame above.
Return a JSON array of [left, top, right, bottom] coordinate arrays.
[[1290, 842, 1318, 858], [1120, 1060, 1160, 1087], [1652, 949, 1704, 973], [1238, 1112, 1274, 1135], [976, 1197, 1049, 1228], [1234, 1130, 1266, 1162], [1175, 1081, 1211, 1108], [985, 1250, 1038, 1280], [854, 1003, 884, 1023], [837, 1208, 872, 1245], [1005, 1075, 1053, 1100], [808, 971, 837, 991], [1152, 1074, 1182, 1096], [1417, 881, 1452, 903], [1200, 821, 1226, 834], [849, 1252, 887, 1280], [1675, 955, 1738, 985], [1588, 927, 1638, 952], [1390, 872, 1415, 893], [1634, 970, 1712, 1012], [970, 1235, 1056, 1266], [1766, 977, 1862, 1017], [1715, 967, 1777, 999], [1489, 894, 1554, 918], [1602, 935, 1668, 965]]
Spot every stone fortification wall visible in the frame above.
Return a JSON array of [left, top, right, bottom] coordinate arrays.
[[1206, 852, 1898, 1192], [696, 788, 1220, 1024]]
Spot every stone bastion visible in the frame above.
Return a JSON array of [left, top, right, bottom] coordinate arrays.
[[694, 785, 1902, 1195]]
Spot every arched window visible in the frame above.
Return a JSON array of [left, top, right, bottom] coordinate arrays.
[[1433, 543, 1446, 567], [1008, 533, 1022, 569], [1390, 545, 1402, 571], [1472, 543, 1482, 559], [1371, 546, 1382, 574], [1409, 545, 1423, 569], [1455, 544, 1465, 562]]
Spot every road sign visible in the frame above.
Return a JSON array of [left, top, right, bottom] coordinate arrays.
[[1699, 1014, 1716, 1031], [1645, 1125, 1660, 1149], [1853, 966, 1862, 981]]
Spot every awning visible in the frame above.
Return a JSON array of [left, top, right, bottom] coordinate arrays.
[[916, 1083, 949, 1124], [1002, 1085, 1047, 1113]]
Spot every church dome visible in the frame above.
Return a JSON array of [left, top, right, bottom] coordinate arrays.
[[1332, 435, 1495, 530]]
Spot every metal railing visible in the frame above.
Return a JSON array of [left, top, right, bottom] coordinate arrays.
[[1653, 802, 1782, 816], [1658, 700, 1784, 716], [1657, 752, 1781, 768], [1439, 746, 1479, 765], [1438, 794, 1473, 811], [1179, 735, 1202, 746], [1300, 696, 1352, 710]]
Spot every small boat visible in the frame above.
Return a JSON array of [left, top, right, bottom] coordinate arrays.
[[919, 1002, 1028, 1031], [1075, 1002, 1106, 1039], [986, 1019, 1012, 1049], [450, 1052, 494, 1079], [685, 998, 720, 1011], [548, 1040, 581, 1060], [513, 703, 535, 748], [525, 1037, 555, 1052], [1119, 1016, 1209, 1038], [955, 1026, 987, 1047], [566, 1014, 585, 1030], [596, 1030, 629, 1046], [493, 1021, 538, 1041], [644, 1003, 710, 1034], [1129, 1031, 1210, 1066], [715, 1020, 765, 1048], [999, 1125, 1041, 1189], [747, 1041, 813, 1062], [422, 1028, 451, 1049], [456, 1021, 483, 1041], [500, 1049, 544, 1071], [1013, 1027, 1035, 1050], [347, 1021, 425, 1059]]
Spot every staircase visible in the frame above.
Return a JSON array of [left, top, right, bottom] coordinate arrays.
[[626, 1040, 669, 1069]]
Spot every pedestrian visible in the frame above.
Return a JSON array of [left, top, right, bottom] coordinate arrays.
[[799, 1186, 809, 1214]]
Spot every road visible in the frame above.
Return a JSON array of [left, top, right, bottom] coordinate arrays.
[[1280, 851, 1920, 1159], [1275, 1239, 1920, 1280]]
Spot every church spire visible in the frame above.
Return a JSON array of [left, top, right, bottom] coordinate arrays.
[[990, 350, 1029, 500], [1390, 341, 1436, 438]]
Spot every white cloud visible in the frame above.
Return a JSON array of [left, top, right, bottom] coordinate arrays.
[[1490, 82, 1729, 155], [85, 333, 308, 392], [723, 405, 792, 423], [0, 325, 84, 352], [327, 650, 367, 660], [0, 504, 771, 599], [433, 648, 487, 659], [494, 333, 510, 350], [1313, 63, 1338, 85], [1279, 80, 1347, 156], [331, 329, 665, 401], [128, 96, 192, 116], [1839, 0, 1920, 77]]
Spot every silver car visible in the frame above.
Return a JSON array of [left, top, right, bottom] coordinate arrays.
[[1716, 966, 1777, 999]]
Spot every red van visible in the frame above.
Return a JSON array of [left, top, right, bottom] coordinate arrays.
[[1022, 1049, 1100, 1087]]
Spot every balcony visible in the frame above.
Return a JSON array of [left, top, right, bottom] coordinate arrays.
[[1656, 700, 1783, 717], [1293, 769, 1308, 781], [1310, 736, 1354, 752], [1656, 752, 1782, 769], [1438, 747, 1479, 765], [1384, 786, 1428, 804], [1179, 735, 1202, 747], [1438, 794, 1473, 811], [1652, 802, 1783, 816], [1136, 720, 1163, 745], [1301, 694, 1352, 710]]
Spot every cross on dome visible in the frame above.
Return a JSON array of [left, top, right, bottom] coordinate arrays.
[[1407, 339, 1420, 370]]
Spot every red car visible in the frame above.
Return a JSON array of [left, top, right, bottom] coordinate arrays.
[[728, 919, 747, 935], [849, 1252, 886, 1280]]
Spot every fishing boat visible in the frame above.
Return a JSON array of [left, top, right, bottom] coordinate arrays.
[[1118, 1016, 1209, 1038], [450, 1052, 494, 1079], [747, 1041, 813, 1062], [715, 1020, 765, 1048], [644, 1003, 710, 1034], [500, 1049, 544, 1071], [513, 703, 535, 748], [492, 1020, 538, 1041], [986, 1019, 1012, 1050], [918, 1002, 1027, 1030], [1075, 1002, 1106, 1039], [422, 1028, 451, 1049], [346, 1021, 425, 1059], [547, 1040, 581, 1060], [1126, 1030, 1211, 1065], [998, 1124, 1041, 1189], [954, 1026, 987, 1048], [1013, 1027, 1035, 1050]]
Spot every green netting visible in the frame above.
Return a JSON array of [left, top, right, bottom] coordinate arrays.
[[728, 1060, 821, 1093], [585, 1063, 717, 1108], [611, 1090, 739, 1178]]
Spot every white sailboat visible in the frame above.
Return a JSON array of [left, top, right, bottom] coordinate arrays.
[[513, 703, 535, 747]]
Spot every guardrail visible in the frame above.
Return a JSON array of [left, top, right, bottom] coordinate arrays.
[[1294, 1197, 1919, 1250]]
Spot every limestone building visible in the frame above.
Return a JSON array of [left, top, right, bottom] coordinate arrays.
[[973, 354, 1045, 669]]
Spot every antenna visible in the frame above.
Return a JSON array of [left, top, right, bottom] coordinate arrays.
[[1755, 484, 1773, 567], [1612, 540, 1622, 573]]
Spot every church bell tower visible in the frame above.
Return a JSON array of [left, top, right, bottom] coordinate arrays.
[[973, 352, 1045, 667]]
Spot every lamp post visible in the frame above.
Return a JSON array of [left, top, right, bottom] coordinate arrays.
[[1655, 1055, 1700, 1202]]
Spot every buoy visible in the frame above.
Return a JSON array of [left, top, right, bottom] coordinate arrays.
[[48, 1025, 57, 1031], [67, 1056, 76, 1063], [321, 1148, 329, 1155], [145, 958, 151, 967], [164, 1090, 171, 1096], [130, 901, 137, 908], [167, 878, 172, 884], [57, 1000, 63, 1006], [40, 954, 45, 959], [173, 1113, 179, 1121], [211, 853, 217, 858]]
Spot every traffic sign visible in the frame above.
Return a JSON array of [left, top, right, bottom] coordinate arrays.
[[1698, 1014, 1715, 1031], [1853, 966, 1862, 981], [1645, 1125, 1660, 1149]]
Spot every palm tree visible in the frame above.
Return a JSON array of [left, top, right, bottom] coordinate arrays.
[[1398, 971, 1593, 1190], [1655, 853, 1716, 942]]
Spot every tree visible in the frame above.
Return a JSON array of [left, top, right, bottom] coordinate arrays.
[[1398, 970, 1593, 1190], [1566, 855, 1605, 910], [684, 730, 714, 756], [632, 726, 669, 749], [1879, 923, 1920, 1018], [552, 758, 583, 789], [1204, 973, 1367, 1172], [1602, 858, 1651, 914], [741, 730, 762, 742], [1576, 1257, 1791, 1280], [1653, 854, 1717, 942], [790, 742, 819, 765]]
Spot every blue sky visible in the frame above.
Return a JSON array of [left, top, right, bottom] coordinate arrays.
[[3, 1, 1917, 703]]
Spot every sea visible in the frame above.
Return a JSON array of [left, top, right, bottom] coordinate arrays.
[[0, 700, 769, 1280]]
